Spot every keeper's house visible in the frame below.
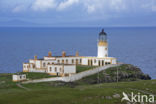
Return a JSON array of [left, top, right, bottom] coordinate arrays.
[[23, 29, 117, 76]]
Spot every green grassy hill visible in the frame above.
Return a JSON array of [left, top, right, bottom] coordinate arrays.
[[0, 64, 155, 104], [0, 79, 155, 104]]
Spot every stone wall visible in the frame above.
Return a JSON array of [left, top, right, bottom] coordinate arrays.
[[22, 64, 121, 84]]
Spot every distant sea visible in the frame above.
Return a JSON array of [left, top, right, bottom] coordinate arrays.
[[0, 27, 156, 79]]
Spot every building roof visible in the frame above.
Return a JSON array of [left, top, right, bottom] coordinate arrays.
[[44, 55, 76, 58], [99, 29, 107, 35]]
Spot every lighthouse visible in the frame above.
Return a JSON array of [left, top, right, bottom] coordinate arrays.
[[23, 29, 117, 75], [97, 29, 108, 58]]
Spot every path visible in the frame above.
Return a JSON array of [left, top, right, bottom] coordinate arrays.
[[16, 83, 30, 91], [22, 64, 121, 84]]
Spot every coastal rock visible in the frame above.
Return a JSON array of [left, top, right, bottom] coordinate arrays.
[[75, 64, 151, 84]]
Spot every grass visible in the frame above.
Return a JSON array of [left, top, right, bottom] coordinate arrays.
[[0, 65, 155, 104], [0, 65, 94, 89], [0, 78, 155, 104], [0, 72, 54, 89], [76, 65, 97, 73], [20, 72, 56, 80], [75, 64, 151, 85]]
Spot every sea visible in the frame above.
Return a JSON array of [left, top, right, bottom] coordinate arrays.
[[0, 27, 155, 79]]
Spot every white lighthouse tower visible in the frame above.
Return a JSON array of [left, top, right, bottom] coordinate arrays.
[[97, 29, 108, 58]]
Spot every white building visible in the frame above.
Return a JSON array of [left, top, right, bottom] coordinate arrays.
[[47, 64, 76, 76], [23, 29, 117, 76], [12, 74, 26, 82]]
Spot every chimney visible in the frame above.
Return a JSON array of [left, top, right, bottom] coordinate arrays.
[[62, 51, 66, 57], [48, 51, 52, 57], [34, 55, 37, 60], [76, 51, 79, 57]]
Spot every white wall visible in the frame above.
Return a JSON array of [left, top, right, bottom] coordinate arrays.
[[81, 58, 88, 65], [35, 60, 41, 68], [56, 57, 81, 65], [112, 59, 117, 64], [12, 74, 26, 81], [47, 65, 62, 73], [47, 64, 76, 74], [98, 45, 108, 58], [29, 69, 46, 73], [64, 65, 76, 74], [23, 63, 29, 71]]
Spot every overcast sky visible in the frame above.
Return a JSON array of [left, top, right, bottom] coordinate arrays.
[[0, 0, 156, 27]]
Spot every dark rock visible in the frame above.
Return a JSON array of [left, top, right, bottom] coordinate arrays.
[[75, 64, 151, 84]]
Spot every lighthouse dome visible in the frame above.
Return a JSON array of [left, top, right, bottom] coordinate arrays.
[[99, 29, 107, 42], [99, 29, 107, 35]]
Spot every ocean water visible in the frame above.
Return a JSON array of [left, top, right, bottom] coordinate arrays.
[[0, 27, 156, 79]]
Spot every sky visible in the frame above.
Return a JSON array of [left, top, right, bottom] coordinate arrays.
[[0, 0, 156, 27]]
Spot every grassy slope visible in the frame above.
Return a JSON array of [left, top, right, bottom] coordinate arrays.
[[0, 72, 54, 89], [75, 64, 151, 84], [0, 65, 155, 104], [20, 72, 56, 79], [0, 80, 155, 104]]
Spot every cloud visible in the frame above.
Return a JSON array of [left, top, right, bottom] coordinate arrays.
[[141, 0, 156, 12], [87, 5, 95, 13], [31, 0, 57, 11], [82, 0, 126, 14], [1, 0, 156, 14], [12, 5, 26, 13], [57, 0, 79, 11], [109, 0, 125, 12], [152, 5, 156, 11]]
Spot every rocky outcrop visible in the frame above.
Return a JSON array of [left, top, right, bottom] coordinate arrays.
[[75, 64, 151, 84]]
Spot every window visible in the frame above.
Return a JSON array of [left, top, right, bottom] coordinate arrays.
[[48, 62, 50, 65], [72, 59, 74, 64], [60, 68, 62, 72], [62, 60, 64, 64], [108, 62, 111, 64], [43, 63, 46, 67], [76, 59, 78, 64], [102, 60, 104, 66], [105, 48, 107, 50], [55, 67, 57, 72], [94, 59, 96, 63], [49, 67, 52, 71], [33, 64, 35, 68], [57, 60, 60, 63], [66, 59, 68, 64], [20, 76, 22, 79], [80, 59, 82, 64]]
